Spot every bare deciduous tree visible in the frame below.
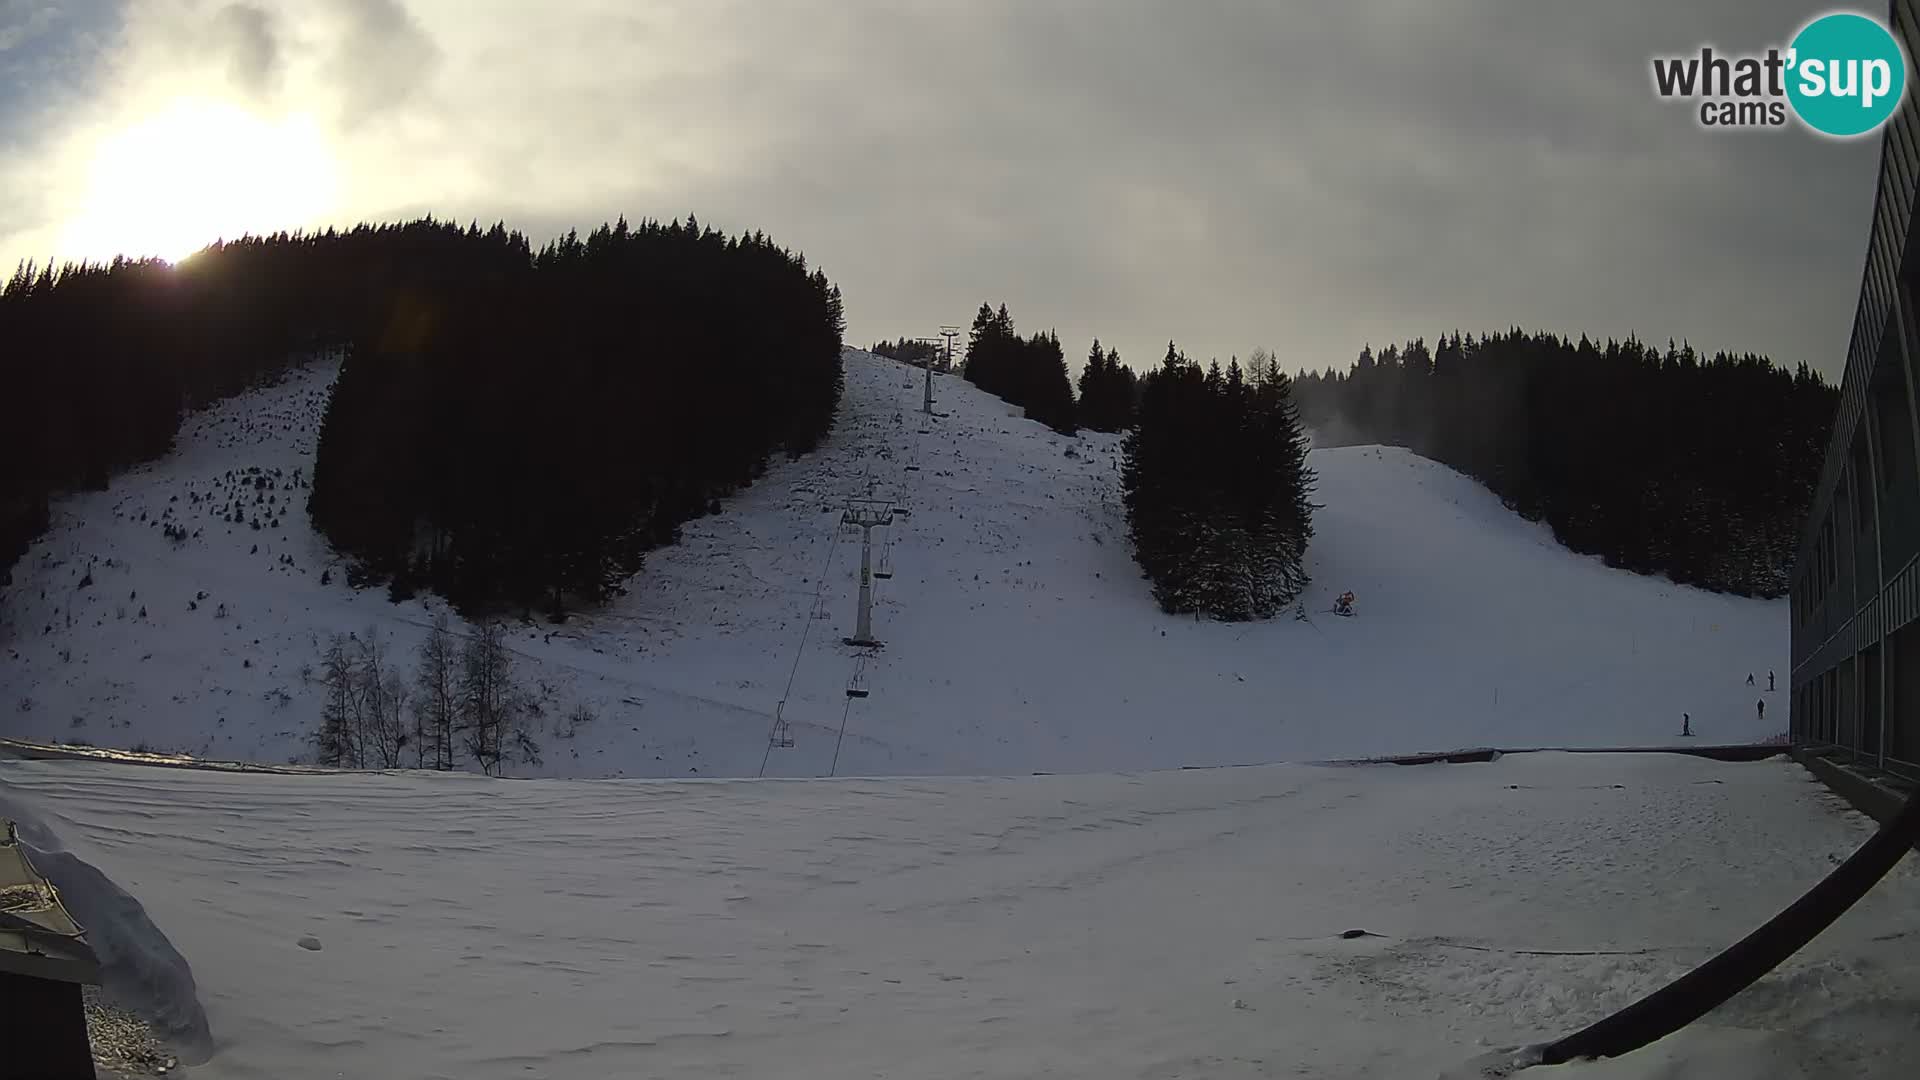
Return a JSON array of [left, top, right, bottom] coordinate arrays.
[[462, 620, 514, 776], [312, 626, 412, 768], [314, 634, 359, 767], [356, 625, 409, 769], [414, 612, 459, 770]]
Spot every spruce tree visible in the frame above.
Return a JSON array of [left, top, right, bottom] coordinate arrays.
[[1123, 343, 1315, 619]]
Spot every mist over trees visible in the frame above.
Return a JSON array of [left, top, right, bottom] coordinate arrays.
[[1289, 330, 1836, 597], [1124, 343, 1315, 620], [962, 303, 1078, 434], [0, 216, 846, 618]]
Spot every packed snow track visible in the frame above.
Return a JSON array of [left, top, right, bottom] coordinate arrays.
[[2, 752, 1914, 1079]]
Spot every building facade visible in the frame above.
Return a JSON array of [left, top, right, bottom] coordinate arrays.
[[1789, 0, 1920, 783]]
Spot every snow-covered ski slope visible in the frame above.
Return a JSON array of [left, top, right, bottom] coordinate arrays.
[[0, 350, 1787, 777], [2, 752, 1913, 1079]]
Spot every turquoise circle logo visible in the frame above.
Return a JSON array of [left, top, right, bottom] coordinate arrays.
[[1787, 12, 1907, 137]]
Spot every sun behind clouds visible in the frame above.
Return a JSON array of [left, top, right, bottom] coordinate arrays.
[[57, 98, 340, 265]]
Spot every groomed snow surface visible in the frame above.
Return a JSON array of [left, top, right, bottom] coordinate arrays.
[[2, 752, 1915, 1079], [0, 350, 1787, 778]]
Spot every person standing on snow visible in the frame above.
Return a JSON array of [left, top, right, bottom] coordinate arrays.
[[1747, 672, 1756, 687], [1768, 671, 1775, 692], [1757, 698, 1765, 722]]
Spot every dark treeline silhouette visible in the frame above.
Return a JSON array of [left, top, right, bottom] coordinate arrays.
[[1289, 330, 1836, 597], [0, 216, 846, 617], [962, 303, 1077, 434], [870, 337, 951, 371], [1076, 339, 1139, 432], [309, 216, 845, 617], [1124, 343, 1315, 620], [0, 224, 427, 583]]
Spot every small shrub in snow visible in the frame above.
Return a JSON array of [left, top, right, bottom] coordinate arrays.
[[556, 703, 595, 739], [514, 728, 543, 768]]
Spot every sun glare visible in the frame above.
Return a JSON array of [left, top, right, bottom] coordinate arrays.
[[58, 99, 340, 265]]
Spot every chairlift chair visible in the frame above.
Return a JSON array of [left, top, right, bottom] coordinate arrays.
[[846, 671, 870, 698], [772, 701, 795, 748]]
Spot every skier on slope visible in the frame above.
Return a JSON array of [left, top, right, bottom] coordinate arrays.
[[1746, 672, 1756, 687], [1757, 698, 1765, 722], [1768, 671, 1776, 692], [1334, 590, 1356, 616]]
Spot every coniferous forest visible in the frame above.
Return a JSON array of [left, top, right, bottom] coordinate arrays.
[[870, 337, 949, 370], [1124, 344, 1316, 620], [961, 303, 1078, 434], [1289, 331, 1836, 598], [0, 217, 846, 616], [1075, 339, 1140, 433]]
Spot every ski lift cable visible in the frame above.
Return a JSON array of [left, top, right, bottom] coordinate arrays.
[[757, 518, 846, 777], [1526, 785, 1919, 1069], [827, 688, 858, 777]]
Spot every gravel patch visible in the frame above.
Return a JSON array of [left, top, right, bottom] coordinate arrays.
[[85, 986, 177, 1076]]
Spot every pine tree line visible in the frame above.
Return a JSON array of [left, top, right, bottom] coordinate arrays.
[[306, 215, 845, 617], [1075, 338, 1140, 432], [1288, 330, 1836, 597], [871, 337, 950, 371], [1123, 343, 1316, 620], [0, 216, 846, 618], [961, 303, 1078, 434]]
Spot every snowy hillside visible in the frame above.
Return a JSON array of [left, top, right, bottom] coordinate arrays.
[[0, 350, 1787, 777], [2, 752, 1913, 1079]]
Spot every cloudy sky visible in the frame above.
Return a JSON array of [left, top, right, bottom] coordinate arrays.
[[0, 1, 1885, 378]]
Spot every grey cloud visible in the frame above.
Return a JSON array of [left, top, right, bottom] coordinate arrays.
[[211, 3, 280, 98], [578, 0, 1867, 375], [0, 1, 1884, 380], [326, 0, 439, 127]]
